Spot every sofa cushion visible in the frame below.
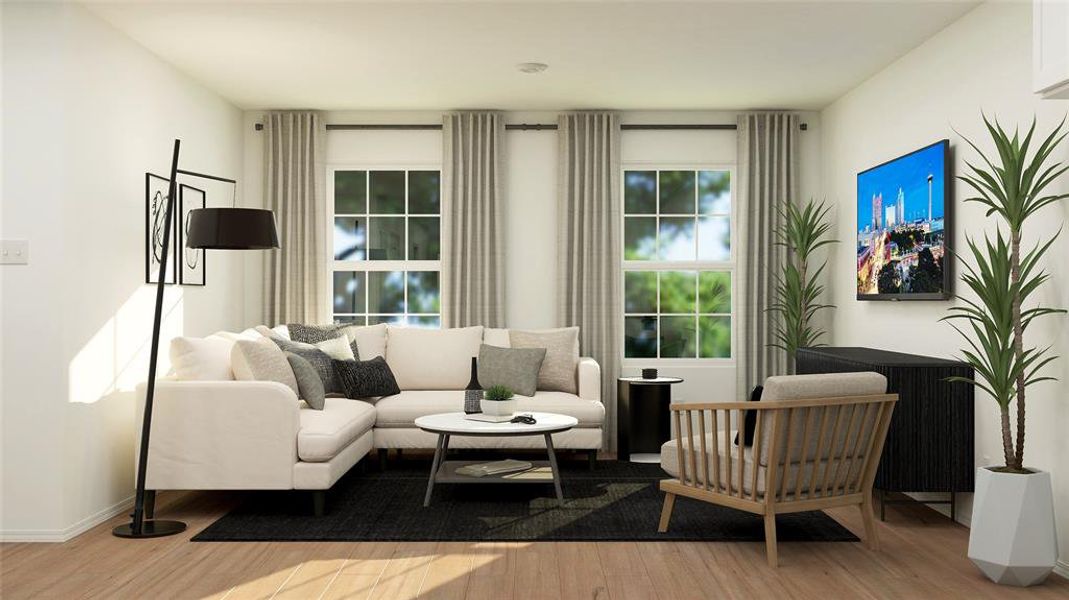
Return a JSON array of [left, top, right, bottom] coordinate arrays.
[[373, 390, 605, 429], [170, 335, 235, 381], [509, 327, 580, 394], [385, 326, 484, 390], [298, 398, 376, 462], [483, 328, 511, 347]]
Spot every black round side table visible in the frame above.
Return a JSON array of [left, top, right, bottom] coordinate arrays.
[[617, 376, 684, 463]]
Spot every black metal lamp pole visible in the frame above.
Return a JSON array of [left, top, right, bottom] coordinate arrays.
[[113, 140, 279, 539], [114, 139, 187, 538]]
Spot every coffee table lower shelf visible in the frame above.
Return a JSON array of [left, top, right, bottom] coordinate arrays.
[[422, 433, 565, 507], [433, 460, 555, 483]]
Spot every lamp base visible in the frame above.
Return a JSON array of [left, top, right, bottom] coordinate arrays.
[[112, 519, 187, 539]]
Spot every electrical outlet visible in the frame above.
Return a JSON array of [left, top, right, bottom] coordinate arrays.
[[0, 240, 28, 265]]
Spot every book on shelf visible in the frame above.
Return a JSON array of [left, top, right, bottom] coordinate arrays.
[[454, 460, 533, 477]]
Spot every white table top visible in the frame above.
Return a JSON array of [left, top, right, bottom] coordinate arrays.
[[618, 376, 684, 384], [414, 412, 578, 436]]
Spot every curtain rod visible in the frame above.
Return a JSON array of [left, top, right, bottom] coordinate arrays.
[[253, 122, 809, 132], [249, 122, 813, 132]]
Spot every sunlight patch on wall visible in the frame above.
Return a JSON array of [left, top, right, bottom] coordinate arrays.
[[68, 285, 184, 404]]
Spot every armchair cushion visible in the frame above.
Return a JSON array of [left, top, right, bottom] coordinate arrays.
[[758, 372, 886, 466], [660, 434, 858, 498]]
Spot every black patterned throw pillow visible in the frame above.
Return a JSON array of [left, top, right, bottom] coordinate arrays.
[[333, 357, 401, 399], [288, 323, 360, 359]]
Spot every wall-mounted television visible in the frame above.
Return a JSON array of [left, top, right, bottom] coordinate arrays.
[[856, 139, 951, 301]]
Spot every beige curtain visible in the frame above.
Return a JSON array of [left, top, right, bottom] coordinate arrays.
[[441, 112, 505, 328], [557, 112, 622, 451], [263, 111, 326, 325], [736, 112, 799, 398]]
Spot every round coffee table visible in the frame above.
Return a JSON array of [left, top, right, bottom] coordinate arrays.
[[414, 412, 578, 507]]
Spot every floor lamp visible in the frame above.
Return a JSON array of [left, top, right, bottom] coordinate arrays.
[[113, 139, 279, 538]]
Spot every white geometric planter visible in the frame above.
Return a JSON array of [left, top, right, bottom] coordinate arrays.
[[968, 467, 1058, 586], [480, 397, 517, 416]]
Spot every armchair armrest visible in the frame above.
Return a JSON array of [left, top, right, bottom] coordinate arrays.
[[137, 380, 300, 490], [577, 356, 601, 401]]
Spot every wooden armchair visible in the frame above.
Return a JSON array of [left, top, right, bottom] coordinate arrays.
[[657, 372, 898, 567]]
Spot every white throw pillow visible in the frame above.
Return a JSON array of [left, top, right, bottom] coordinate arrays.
[[315, 335, 356, 360], [231, 338, 299, 395], [213, 329, 262, 342], [337, 323, 388, 359], [483, 328, 511, 348], [385, 326, 484, 390], [170, 336, 235, 381]]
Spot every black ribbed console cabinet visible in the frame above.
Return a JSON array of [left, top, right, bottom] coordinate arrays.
[[796, 347, 974, 519]]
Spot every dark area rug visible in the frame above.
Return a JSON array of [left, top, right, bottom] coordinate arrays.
[[192, 461, 859, 543]]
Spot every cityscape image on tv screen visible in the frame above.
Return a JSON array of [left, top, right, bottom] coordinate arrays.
[[856, 140, 948, 298]]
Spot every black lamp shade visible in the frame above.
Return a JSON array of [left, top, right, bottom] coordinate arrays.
[[186, 208, 279, 250]]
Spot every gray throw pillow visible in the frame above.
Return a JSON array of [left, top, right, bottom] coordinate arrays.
[[231, 338, 299, 395], [288, 323, 360, 358], [286, 352, 325, 410], [333, 357, 401, 399], [509, 327, 580, 393], [270, 336, 343, 394], [478, 344, 547, 397]]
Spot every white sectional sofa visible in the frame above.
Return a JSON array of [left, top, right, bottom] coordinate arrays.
[[140, 324, 603, 514]]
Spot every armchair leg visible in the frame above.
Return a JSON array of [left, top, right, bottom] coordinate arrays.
[[658, 493, 676, 533], [860, 494, 880, 551], [312, 490, 326, 517], [763, 512, 779, 567]]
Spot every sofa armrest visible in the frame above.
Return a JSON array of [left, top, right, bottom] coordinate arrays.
[[137, 380, 301, 490], [577, 356, 601, 402]]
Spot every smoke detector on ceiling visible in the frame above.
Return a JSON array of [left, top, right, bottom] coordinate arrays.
[[517, 62, 549, 74]]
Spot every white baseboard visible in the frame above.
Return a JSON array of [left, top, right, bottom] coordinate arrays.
[[0, 495, 133, 543], [1055, 560, 1069, 580]]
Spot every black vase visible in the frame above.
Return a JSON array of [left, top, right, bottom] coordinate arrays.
[[464, 357, 482, 414]]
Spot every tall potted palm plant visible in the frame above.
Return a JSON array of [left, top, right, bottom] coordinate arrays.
[[769, 199, 836, 371], [946, 115, 1067, 586]]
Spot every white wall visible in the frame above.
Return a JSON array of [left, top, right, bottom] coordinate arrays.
[[242, 109, 822, 408], [820, 1, 1069, 568], [0, 3, 246, 540]]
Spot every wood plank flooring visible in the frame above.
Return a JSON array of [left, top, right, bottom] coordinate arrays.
[[2, 477, 1067, 599]]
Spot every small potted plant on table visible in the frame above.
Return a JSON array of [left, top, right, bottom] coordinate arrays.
[[481, 385, 517, 417]]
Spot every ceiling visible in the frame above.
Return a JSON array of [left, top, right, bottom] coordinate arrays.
[[85, 1, 980, 111]]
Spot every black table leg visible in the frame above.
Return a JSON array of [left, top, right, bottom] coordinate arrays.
[[544, 433, 564, 506], [424, 433, 450, 507]]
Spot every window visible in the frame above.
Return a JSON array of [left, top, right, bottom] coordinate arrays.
[[329, 168, 441, 327], [623, 169, 734, 359]]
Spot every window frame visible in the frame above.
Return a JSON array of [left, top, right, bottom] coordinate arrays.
[[620, 162, 738, 366], [325, 164, 443, 326]]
